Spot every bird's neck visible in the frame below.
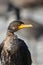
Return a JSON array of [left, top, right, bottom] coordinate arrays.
[[6, 30, 17, 39], [7, 31, 14, 36]]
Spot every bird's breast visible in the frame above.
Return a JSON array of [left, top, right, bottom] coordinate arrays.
[[3, 36, 19, 54], [3, 36, 14, 51]]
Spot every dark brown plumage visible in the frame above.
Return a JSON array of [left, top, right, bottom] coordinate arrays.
[[0, 21, 32, 65]]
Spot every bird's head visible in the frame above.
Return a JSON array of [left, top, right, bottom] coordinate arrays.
[[8, 20, 33, 33]]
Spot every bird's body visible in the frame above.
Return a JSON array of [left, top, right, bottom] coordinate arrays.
[[0, 21, 32, 65]]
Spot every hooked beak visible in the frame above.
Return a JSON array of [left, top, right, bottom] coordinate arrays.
[[18, 24, 33, 29]]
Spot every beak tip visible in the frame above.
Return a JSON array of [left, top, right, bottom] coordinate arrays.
[[27, 24, 33, 28]]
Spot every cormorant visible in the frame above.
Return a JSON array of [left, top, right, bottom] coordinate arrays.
[[0, 20, 32, 65]]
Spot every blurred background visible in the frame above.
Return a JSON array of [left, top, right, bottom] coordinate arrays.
[[0, 0, 43, 65]]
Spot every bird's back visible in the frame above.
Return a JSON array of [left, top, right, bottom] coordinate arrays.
[[10, 38, 32, 65]]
